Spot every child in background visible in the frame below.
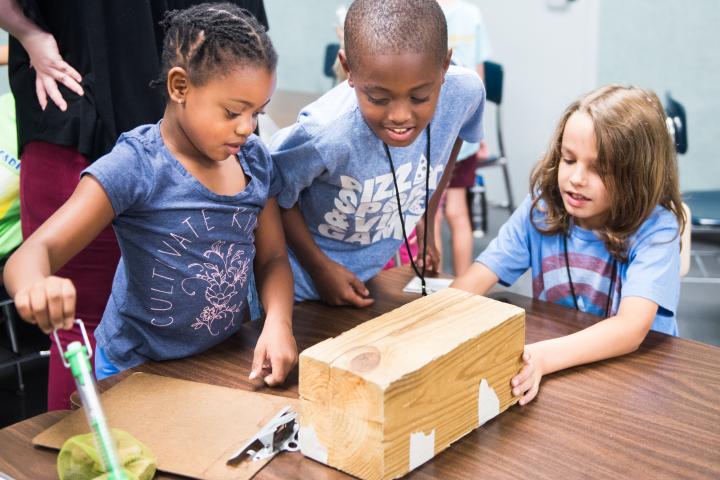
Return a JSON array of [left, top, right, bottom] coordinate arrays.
[[3, 3, 297, 385], [452, 85, 686, 405], [436, 0, 493, 275], [0, 93, 21, 261], [271, 0, 485, 306]]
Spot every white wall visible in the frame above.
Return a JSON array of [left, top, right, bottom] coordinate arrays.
[[473, 0, 599, 205], [265, 1, 342, 94], [266, 0, 719, 200], [266, 0, 601, 206], [597, 0, 720, 193]]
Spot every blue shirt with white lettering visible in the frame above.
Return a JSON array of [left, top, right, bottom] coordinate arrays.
[[477, 195, 681, 335], [271, 65, 485, 301], [85, 123, 280, 370]]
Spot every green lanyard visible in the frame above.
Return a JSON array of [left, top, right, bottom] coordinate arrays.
[[53, 320, 127, 480]]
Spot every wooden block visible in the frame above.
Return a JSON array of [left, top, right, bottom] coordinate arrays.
[[298, 288, 525, 480]]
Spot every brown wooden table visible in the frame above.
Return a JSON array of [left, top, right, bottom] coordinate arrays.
[[1, 267, 719, 479]]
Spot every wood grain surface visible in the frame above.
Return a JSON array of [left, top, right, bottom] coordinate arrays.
[[299, 288, 525, 479]]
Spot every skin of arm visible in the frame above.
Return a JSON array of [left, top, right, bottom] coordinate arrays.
[[280, 204, 373, 307], [3, 176, 115, 333], [416, 136, 463, 272], [0, 0, 83, 111], [449, 260, 498, 294], [476, 62, 485, 83], [250, 197, 298, 386], [512, 296, 657, 404], [451, 261, 657, 405]]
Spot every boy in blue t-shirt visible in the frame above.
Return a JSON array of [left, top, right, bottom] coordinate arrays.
[[271, 0, 485, 305]]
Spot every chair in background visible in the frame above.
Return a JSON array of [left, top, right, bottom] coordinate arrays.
[[0, 294, 25, 393], [665, 93, 720, 283], [323, 43, 341, 87], [469, 61, 515, 235], [0, 292, 50, 395]]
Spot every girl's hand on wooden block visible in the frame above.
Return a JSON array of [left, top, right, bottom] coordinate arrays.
[[511, 349, 542, 406], [13, 276, 76, 334], [314, 260, 374, 308], [250, 320, 298, 386]]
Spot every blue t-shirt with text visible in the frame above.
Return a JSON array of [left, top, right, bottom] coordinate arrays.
[[271, 65, 485, 301], [85, 123, 280, 370]]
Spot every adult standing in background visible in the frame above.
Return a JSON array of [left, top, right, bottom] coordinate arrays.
[[0, 0, 268, 411], [436, 0, 492, 275]]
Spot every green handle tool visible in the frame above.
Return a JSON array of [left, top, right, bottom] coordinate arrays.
[[53, 320, 127, 480]]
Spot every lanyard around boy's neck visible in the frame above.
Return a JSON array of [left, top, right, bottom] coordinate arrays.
[[382, 125, 431, 296], [563, 231, 617, 318]]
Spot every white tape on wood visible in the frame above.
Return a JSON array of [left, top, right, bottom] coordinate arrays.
[[478, 378, 500, 426], [408, 429, 435, 470], [299, 425, 328, 463]]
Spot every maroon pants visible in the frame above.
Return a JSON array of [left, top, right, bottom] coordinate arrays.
[[20, 141, 120, 411]]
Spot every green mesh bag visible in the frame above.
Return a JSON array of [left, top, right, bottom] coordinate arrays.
[[57, 429, 156, 480]]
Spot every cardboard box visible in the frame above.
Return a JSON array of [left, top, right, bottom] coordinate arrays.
[[34, 373, 299, 479]]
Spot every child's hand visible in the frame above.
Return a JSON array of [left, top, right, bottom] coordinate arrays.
[[511, 349, 542, 406], [250, 319, 298, 386], [313, 260, 374, 308], [13, 276, 76, 334], [415, 240, 441, 273], [414, 227, 441, 273]]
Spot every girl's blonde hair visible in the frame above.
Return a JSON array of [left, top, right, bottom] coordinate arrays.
[[530, 84, 686, 261]]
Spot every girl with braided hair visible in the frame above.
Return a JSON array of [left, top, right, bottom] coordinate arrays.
[[4, 2, 297, 386]]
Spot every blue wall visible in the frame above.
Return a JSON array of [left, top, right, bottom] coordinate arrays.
[[597, 0, 720, 191]]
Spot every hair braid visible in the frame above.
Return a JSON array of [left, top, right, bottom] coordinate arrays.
[[151, 2, 276, 91]]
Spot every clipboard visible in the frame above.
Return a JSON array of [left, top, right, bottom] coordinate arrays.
[[33, 372, 299, 480]]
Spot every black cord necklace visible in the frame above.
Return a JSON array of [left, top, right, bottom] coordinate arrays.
[[563, 232, 617, 318], [382, 126, 431, 296]]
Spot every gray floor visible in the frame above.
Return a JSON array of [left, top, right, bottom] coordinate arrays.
[[439, 204, 720, 347]]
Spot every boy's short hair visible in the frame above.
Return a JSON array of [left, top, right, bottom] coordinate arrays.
[[344, 0, 448, 69]]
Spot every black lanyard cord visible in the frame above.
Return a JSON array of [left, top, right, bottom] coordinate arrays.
[[383, 126, 431, 296], [563, 232, 618, 318]]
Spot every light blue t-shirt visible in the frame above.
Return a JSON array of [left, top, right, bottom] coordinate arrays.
[[478, 195, 681, 335], [85, 123, 280, 370], [441, 1, 492, 160], [271, 66, 485, 301]]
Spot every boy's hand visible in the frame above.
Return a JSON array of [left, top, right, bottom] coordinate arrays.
[[313, 260, 374, 308], [250, 319, 298, 386], [414, 223, 441, 273], [511, 348, 542, 406], [13, 276, 76, 334]]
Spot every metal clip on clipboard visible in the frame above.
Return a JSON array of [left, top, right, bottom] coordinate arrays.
[[226, 405, 300, 465]]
